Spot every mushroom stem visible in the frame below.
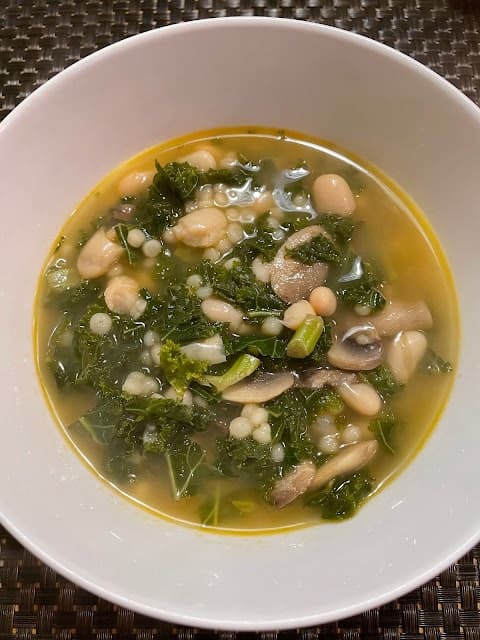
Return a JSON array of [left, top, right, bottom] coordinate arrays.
[[309, 440, 379, 491]]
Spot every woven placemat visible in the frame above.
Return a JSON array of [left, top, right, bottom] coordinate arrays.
[[1, 0, 479, 637]]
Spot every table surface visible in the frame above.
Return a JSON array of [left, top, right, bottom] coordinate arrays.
[[1, 1, 479, 638]]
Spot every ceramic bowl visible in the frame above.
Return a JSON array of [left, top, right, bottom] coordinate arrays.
[[0, 17, 478, 631]]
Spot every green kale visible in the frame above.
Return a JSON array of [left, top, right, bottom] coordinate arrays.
[[142, 284, 217, 344], [267, 389, 317, 469], [335, 256, 386, 311], [369, 411, 397, 454], [214, 437, 279, 495], [318, 214, 356, 245], [304, 471, 373, 520], [49, 279, 102, 317], [163, 161, 252, 202], [164, 441, 208, 500], [286, 234, 344, 266], [133, 161, 183, 235], [232, 214, 281, 263], [114, 223, 142, 265], [158, 339, 209, 394], [360, 365, 404, 399], [422, 349, 453, 375], [221, 332, 287, 359], [72, 305, 143, 396], [299, 386, 344, 421], [200, 260, 285, 315], [76, 397, 124, 444]]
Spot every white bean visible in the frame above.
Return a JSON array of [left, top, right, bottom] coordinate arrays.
[[341, 424, 362, 445], [250, 406, 269, 427], [122, 371, 159, 396], [127, 228, 145, 248], [77, 228, 124, 279], [271, 443, 285, 463], [229, 416, 253, 439], [201, 298, 243, 327], [309, 286, 337, 317], [282, 300, 316, 330], [226, 207, 240, 222], [216, 237, 232, 255], [162, 228, 176, 244], [317, 434, 340, 454], [143, 329, 159, 348], [203, 248, 221, 262], [118, 170, 154, 197], [180, 149, 217, 171], [311, 414, 337, 437], [180, 335, 226, 365], [241, 403, 259, 420], [337, 382, 382, 416], [252, 257, 271, 284], [261, 317, 284, 337], [186, 274, 202, 288], [252, 190, 275, 213], [386, 330, 428, 384], [224, 257, 241, 270], [173, 207, 227, 248], [313, 173, 355, 215], [150, 344, 161, 366], [142, 239, 162, 257], [104, 275, 140, 316], [89, 312, 112, 336], [196, 285, 213, 299], [252, 423, 272, 444], [227, 222, 244, 244]]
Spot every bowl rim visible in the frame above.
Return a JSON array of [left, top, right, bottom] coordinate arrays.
[[1, 16, 479, 631]]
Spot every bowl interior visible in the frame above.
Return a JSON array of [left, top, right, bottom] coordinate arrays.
[[0, 18, 479, 630]]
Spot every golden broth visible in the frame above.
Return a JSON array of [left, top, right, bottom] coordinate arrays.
[[35, 127, 458, 533]]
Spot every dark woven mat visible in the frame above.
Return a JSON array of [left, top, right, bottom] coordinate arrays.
[[1, 0, 480, 637]]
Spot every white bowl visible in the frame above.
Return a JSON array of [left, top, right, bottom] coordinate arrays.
[[0, 17, 478, 631]]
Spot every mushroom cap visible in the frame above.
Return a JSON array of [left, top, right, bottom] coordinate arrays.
[[327, 325, 383, 371], [270, 225, 329, 304]]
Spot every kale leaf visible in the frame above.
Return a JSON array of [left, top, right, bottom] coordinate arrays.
[[335, 255, 386, 311], [214, 437, 278, 496], [143, 284, 217, 344], [369, 411, 397, 454], [133, 161, 184, 235], [158, 339, 209, 394], [200, 260, 285, 315], [304, 470, 373, 520], [422, 349, 453, 375], [360, 365, 404, 399], [318, 213, 356, 245], [221, 332, 287, 359], [286, 233, 344, 266]]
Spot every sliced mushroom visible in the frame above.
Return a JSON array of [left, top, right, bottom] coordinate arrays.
[[299, 368, 358, 388], [221, 372, 294, 404], [270, 225, 329, 304], [309, 440, 378, 491], [271, 461, 316, 508], [327, 325, 383, 371], [370, 300, 433, 337]]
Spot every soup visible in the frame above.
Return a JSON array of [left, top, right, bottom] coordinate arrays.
[[35, 127, 457, 532]]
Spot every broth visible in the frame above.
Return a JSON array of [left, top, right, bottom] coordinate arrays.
[[35, 127, 458, 532]]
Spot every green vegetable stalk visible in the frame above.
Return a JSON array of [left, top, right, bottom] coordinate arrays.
[[205, 354, 261, 392], [286, 315, 324, 358]]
